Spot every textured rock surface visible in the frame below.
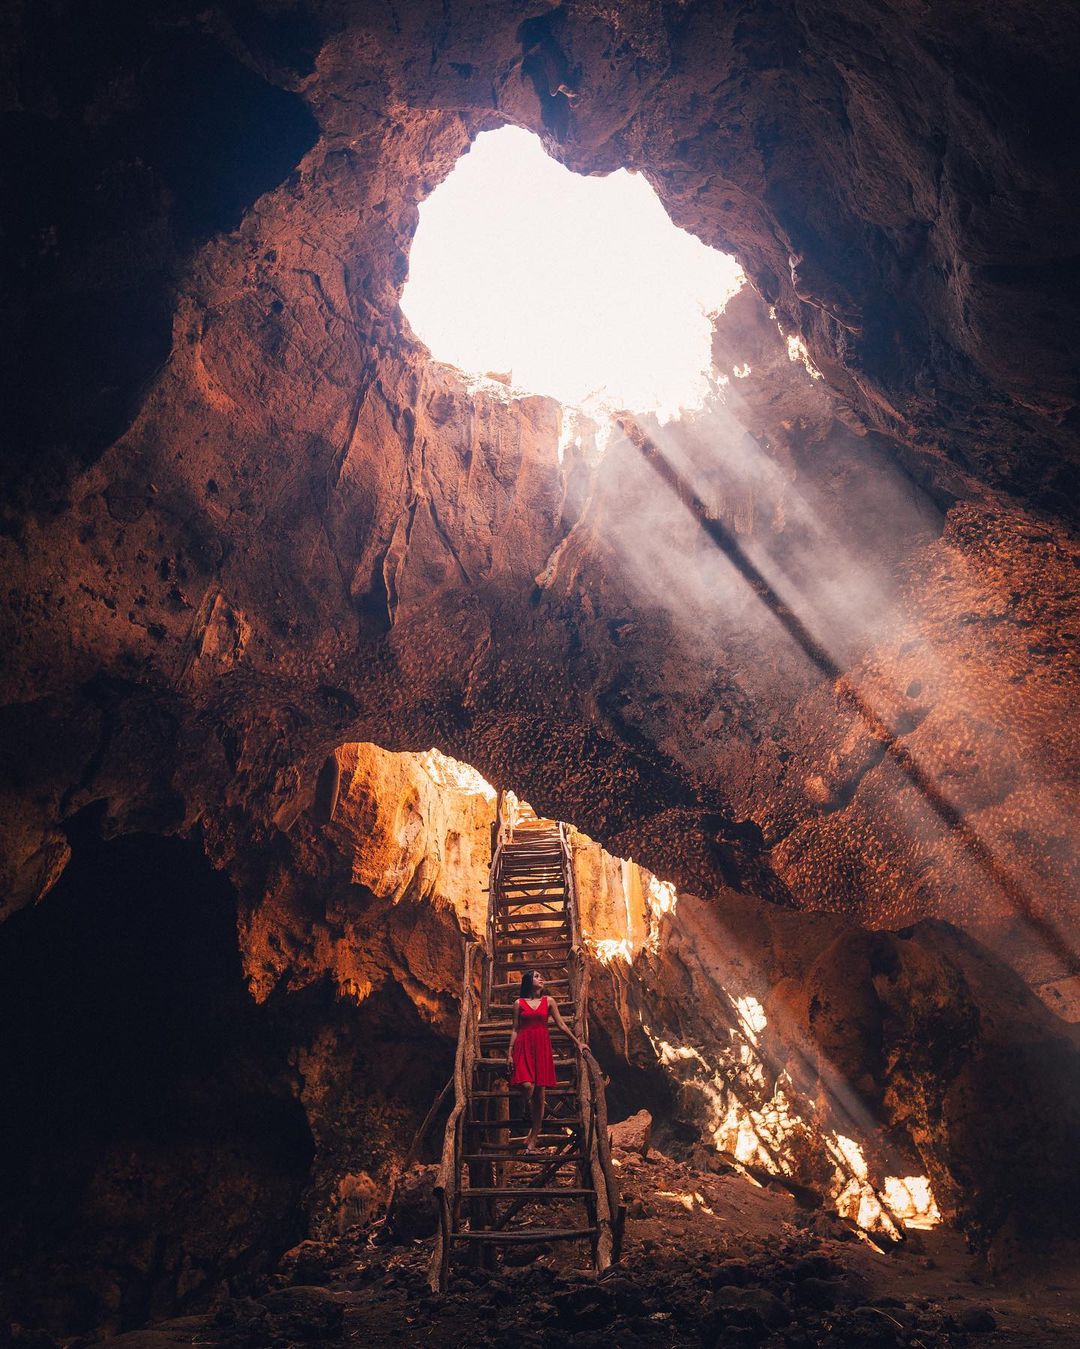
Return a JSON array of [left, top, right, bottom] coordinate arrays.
[[609, 1109, 654, 1159], [1, 741, 1077, 1337], [1, 0, 1077, 977], [232, 743, 1080, 1252], [591, 887, 1080, 1250], [3, 1, 1080, 1334]]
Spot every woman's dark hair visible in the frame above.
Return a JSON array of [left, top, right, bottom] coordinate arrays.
[[520, 969, 539, 998]]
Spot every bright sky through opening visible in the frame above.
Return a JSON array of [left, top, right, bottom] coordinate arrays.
[[401, 127, 745, 424]]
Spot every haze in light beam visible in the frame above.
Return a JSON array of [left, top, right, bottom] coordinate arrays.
[[401, 126, 744, 424]]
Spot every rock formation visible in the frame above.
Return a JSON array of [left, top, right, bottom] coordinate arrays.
[[2, 0, 1076, 949], [2, 0, 1079, 1338], [226, 743, 1080, 1262], [237, 745, 1080, 1263]]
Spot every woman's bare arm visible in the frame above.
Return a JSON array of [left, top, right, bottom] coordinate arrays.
[[507, 1000, 520, 1067], [548, 998, 585, 1050]]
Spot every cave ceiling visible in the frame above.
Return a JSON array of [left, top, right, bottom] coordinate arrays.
[[1, 1, 1078, 965]]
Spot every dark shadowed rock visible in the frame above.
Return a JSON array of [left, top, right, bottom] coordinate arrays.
[[382, 1166, 439, 1243]]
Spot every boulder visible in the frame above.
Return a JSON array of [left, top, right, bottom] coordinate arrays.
[[609, 1109, 653, 1158], [382, 1165, 439, 1243]]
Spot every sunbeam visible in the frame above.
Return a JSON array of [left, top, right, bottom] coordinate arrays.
[[616, 414, 1080, 977]]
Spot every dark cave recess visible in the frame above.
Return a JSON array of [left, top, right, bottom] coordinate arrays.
[[0, 811, 314, 1335], [0, 5, 321, 521]]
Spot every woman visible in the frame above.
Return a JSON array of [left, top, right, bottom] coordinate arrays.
[[506, 969, 584, 1152]]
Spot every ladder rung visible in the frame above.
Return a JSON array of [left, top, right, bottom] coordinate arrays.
[[494, 940, 572, 950], [453, 1228, 596, 1243], [475, 1057, 577, 1069], [470, 1088, 576, 1099], [480, 1025, 575, 1035], [496, 955, 577, 965], [461, 1152, 583, 1164], [466, 1116, 577, 1127], [494, 959, 569, 970], [490, 982, 568, 992], [495, 917, 569, 925], [461, 1188, 592, 1198], [494, 924, 569, 933], [495, 916, 570, 925], [493, 954, 571, 962]]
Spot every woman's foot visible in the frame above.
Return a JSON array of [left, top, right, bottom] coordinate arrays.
[[524, 1134, 539, 1153]]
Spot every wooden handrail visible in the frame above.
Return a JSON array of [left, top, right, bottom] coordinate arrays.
[[429, 941, 480, 1292], [582, 1039, 624, 1263], [559, 822, 623, 1270], [558, 824, 586, 1041], [483, 794, 509, 1014]]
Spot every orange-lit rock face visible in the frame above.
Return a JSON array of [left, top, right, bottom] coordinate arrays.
[[254, 743, 1078, 1249], [240, 744, 494, 1014], [1, 2, 1078, 971], [581, 872, 1080, 1248]]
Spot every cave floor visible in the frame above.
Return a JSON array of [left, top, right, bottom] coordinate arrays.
[[104, 1149, 1080, 1349]]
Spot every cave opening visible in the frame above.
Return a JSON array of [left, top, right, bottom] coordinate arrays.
[[315, 743, 943, 1242], [400, 125, 744, 436]]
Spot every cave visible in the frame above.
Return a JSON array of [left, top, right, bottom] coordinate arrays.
[[2, 2, 1079, 1345], [0, 813, 314, 1336]]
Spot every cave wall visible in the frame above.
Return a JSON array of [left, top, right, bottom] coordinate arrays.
[[2, 1, 1077, 983], [2, 727, 1075, 1335], [2, 1, 1080, 1319], [221, 742, 1080, 1255], [590, 888, 1080, 1254], [0, 821, 314, 1336]]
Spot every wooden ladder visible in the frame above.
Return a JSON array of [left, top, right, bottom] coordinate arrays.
[[429, 795, 624, 1291]]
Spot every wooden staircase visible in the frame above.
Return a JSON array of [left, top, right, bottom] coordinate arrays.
[[429, 798, 624, 1290]]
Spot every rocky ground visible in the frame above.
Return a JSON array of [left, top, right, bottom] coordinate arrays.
[[57, 1144, 1080, 1349]]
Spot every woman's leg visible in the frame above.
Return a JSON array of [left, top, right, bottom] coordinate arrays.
[[528, 1084, 546, 1147], [519, 1082, 534, 1143]]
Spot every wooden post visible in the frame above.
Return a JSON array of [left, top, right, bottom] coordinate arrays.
[[429, 942, 478, 1292]]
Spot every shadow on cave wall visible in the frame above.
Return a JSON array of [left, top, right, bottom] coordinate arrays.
[[0, 3, 321, 525], [268, 971, 458, 1241], [0, 809, 314, 1337]]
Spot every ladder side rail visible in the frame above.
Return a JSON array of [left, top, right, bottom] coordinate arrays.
[[560, 823, 583, 954], [559, 823, 617, 1270], [582, 1040, 625, 1265], [482, 794, 510, 1016], [560, 823, 622, 1269], [573, 1019, 616, 1272], [429, 941, 479, 1292], [482, 853, 498, 1015], [559, 822, 586, 1044], [576, 956, 616, 1268]]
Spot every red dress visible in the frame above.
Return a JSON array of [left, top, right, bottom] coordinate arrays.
[[511, 996, 557, 1087]]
